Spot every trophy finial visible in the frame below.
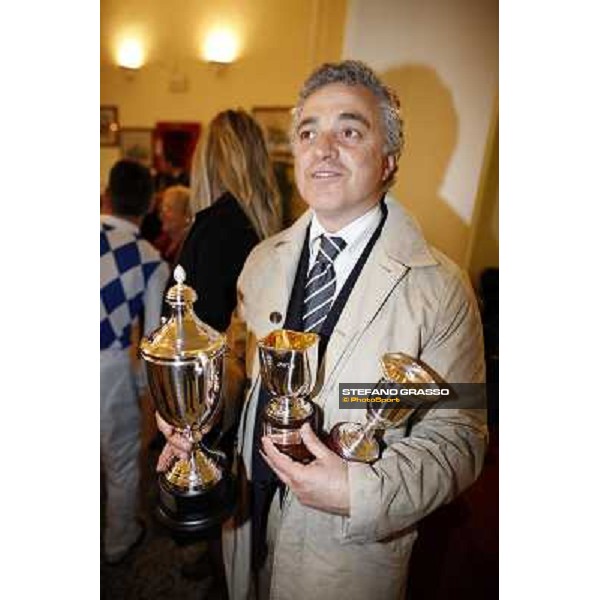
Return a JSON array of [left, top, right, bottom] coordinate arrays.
[[165, 264, 197, 306], [174, 265, 186, 284]]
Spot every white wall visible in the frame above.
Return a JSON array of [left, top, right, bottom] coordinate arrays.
[[343, 0, 498, 263]]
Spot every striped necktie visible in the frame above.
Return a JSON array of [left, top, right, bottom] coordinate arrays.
[[302, 235, 347, 333]]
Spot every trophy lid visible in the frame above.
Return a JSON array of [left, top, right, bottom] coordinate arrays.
[[139, 265, 226, 363]]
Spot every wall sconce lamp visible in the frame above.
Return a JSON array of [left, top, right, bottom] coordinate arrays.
[[116, 39, 145, 78], [203, 28, 239, 68]]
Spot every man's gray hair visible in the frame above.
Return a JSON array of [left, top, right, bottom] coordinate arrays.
[[292, 60, 404, 186]]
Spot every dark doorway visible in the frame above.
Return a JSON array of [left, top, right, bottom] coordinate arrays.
[[153, 122, 201, 174]]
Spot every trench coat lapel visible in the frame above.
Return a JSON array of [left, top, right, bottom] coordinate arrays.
[[271, 210, 312, 306], [239, 211, 312, 464], [315, 243, 409, 402], [247, 210, 312, 381], [317, 198, 438, 399]]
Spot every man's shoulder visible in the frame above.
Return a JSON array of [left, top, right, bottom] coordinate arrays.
[[101, 220, 138, 255], [239, 236, 278, 280], [243, 216, 308, 270], [403, 246, 477, 324], [234, 216, 308, 300], [427, 247, 463, 277], [101, 222, 165, 270], [136, 236, 164, 264], [383, 199, 472, 300]]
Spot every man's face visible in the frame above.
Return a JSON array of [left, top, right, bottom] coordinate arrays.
[[292, 83, 395, 230]]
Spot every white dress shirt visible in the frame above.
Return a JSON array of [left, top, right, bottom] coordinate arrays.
[[307, 202, 382, 302]]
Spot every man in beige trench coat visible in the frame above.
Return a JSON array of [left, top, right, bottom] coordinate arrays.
[[158, 60, 488, 600]]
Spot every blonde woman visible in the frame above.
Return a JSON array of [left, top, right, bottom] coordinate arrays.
[[172, 109, 282, 332]]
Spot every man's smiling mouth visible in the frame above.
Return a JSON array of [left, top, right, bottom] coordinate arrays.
[[312, 169, 343, 179]]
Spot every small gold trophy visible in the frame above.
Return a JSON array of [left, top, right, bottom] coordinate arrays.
[[258, 329, 319, 463], [328, 352, 442, 463]]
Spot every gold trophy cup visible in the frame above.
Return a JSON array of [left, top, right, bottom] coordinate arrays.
[[328, 352, 442, 463], [139, 266, 235, 533], [258, 329, 319, 463]]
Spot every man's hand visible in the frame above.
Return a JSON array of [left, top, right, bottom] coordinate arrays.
[[155, 412, 192, 473], [260, 423, 350, 516]]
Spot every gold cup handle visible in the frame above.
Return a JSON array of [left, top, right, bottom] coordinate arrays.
[[194, 352, 221, 436]]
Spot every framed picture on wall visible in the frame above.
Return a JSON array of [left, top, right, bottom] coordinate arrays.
[[120, 127, 154, 168], [100, 105, 120, 146], [252, 106, 294, 162]]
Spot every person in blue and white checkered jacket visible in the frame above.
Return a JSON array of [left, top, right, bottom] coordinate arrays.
[[101, 159, 169, 564]]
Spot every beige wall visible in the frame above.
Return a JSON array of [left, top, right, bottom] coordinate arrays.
[[100, 0, 347, 187], [343, 0, 499, 267], [101, 0, 499, 279]]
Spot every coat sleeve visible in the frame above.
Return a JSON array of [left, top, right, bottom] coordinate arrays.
[[342, 269, 488, 544]]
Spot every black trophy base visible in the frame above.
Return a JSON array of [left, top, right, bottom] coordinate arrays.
[[156, 471, 236, 536]]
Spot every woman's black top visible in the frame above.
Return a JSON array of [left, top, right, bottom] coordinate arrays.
[[165, 192, 260, 332]]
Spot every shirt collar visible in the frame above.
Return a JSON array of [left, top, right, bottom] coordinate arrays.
[[273, 195, 437, 268], [101, 214, 141, 235], [309, 202, 382, 254]]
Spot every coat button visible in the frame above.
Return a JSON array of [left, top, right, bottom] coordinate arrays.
[[269, 311, 283, 324]]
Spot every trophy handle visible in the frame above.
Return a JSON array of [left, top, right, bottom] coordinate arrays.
[[195, 352, 222, 435]]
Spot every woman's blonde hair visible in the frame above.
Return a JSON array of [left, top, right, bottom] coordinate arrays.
[[190, 110, 282, 239]]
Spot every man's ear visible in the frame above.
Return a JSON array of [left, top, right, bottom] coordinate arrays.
[[381, 154, 396, 183]]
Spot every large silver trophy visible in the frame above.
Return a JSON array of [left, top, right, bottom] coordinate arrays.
[[139, 266, 235, 533], [258, 329, 319, 463], [328, 352, 442, 463]]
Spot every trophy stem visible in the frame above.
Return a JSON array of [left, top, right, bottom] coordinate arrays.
[[265, 395, 314, 424], [164, 429, 223, 492], [280, 396, 297, 420], [184, 425, 201, 487], [188, 449, 200, 486], [361, 418, 383, 441]]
